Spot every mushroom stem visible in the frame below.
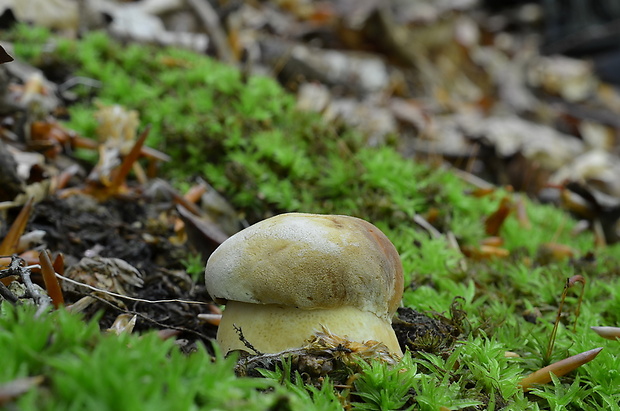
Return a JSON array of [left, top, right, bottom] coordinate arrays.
[[217, 301, 403, 356]]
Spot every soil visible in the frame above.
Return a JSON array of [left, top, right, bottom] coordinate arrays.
[[27, 191, 216, 342]]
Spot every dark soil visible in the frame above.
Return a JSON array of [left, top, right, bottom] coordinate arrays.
[[29, 191, 216, 342]]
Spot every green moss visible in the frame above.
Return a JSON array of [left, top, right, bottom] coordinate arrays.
[[0, 305, 330, 411], [6, 24, 620, 409]]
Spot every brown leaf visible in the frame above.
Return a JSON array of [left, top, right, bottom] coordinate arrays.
[[39, 250, 65, 308]]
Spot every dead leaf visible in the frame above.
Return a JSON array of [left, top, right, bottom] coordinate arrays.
[[39, 250, 64, 308], [518, 347, 603, 391], [64, 256, 144, 301]]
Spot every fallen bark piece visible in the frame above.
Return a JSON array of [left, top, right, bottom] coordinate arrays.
[[518, 347, 603, 391]]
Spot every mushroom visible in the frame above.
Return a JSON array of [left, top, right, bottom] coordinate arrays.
[[204, 213, 404, 356]]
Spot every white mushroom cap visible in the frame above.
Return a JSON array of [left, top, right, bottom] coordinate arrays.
[[205, 213, 404, 355]]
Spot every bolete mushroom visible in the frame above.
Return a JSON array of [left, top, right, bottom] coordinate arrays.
[[204, 213, 404, 356]]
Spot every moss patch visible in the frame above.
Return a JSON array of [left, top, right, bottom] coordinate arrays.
[[5, 24, 620, 409]]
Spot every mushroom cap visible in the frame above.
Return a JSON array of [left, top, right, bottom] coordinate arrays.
[[204, 213, 403, 322]]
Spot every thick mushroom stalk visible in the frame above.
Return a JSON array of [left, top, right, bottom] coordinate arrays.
[[205, 213, 404, 356]]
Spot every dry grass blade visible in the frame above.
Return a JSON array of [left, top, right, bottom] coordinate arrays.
[[39, 250, 65, 308], [518, 347, 603, 391], [591, 326, 620, 340]]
